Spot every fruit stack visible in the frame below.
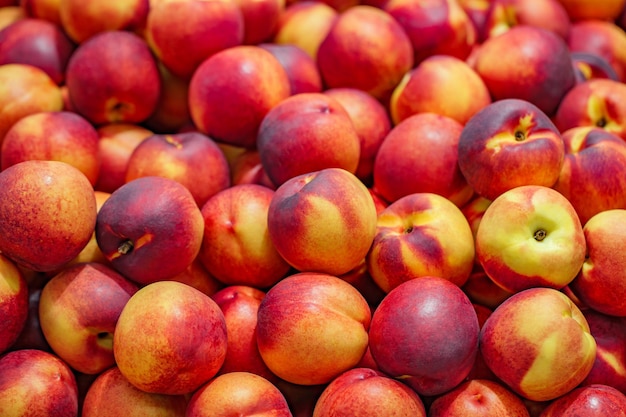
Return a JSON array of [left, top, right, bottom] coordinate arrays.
[[1, 0, 626, 415]]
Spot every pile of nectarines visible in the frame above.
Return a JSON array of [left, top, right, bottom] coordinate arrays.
[[1, 0, 626, 415]]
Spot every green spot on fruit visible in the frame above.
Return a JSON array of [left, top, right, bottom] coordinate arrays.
[[534, 229, 547, 241], [118, 240, 134, 255]]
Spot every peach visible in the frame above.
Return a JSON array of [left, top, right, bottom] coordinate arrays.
[[187, 372, 291, 417], [539, 384, 626, 416], [1, 111, 101, 186], [0, 17, 75, 84], [0, 349, 78, 416], [389, 54, 491, 126], [95, 176, 204, 285], [165, 258, 223, 297], [94, 123, 153, 194], [82, 366, 187, 417], [481, 0, 571, 40], [579, 309, 626, 394], [553, 127, 626, 225], [0, 63, 63, 144], [0, 6, 26, 30], [8, 277, 52, 353], [571, 51, 621, 83], [567, 20, 626, 83], [0, 254, 28, 354], [429, 379, 530, 416], [272, 1, 338, 60], [125, 131, 231, 208], [556, 0, 626, 21], [384, 0, 477, 64], [20, 0, 61, 26], [236, 0, 285, 45], [323, 87, 392, 185], [476, 185, 586, 293], [316, 5, 414, 102], [256, 272, 371, 385], [458, 98, 565, 201], [568, 210, 626, 316], [259, 43, 323, 95], [59, 0, 149, 44], [0, 160, 96, 272], [65, 30, 161, 125], [143, 63, 192, 133], [113, 280, 228, 395], [554, 78, 626, 141], [188, 45, 290, 149], [462, 266, 514, 310], [312, 367, 426, 417], [369, 276, 480, 396], [212, 285, 276, 380], [145, 0, 244, 80], [257, 93, 361, 186], [199, 184, 291, 288], [229, 149, 276, 189], [267, 168, 377, 276], [373, 112, 474, 206], [479, 287, 597, 401], [471, 25, 576, 116], [366, 192, 476, 292], [38, 263, 138, 375]]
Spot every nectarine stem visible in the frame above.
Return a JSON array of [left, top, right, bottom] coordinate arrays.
[[118, 240, 134, 255], [514, 131, 525, 141], [534, 229, 547, 241]]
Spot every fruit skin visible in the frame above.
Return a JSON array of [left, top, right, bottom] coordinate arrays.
[[0, 254, 28, 354], [267, 168, 377, 276], [315, 5, 414, 102], [384, 0, 477, 65], [366, 192, 476, 293], [568, 210, 626, 317], [199, 184, 291, 289], [471, 25, 576, 116], [188, 45, 291, 149], [257, 92, 361, 187], [475, 185, 586, 293], [322, 87, 391, 185], [428, 379, 531, 417], [211, 285, 276, 381], [65, 30, 161, 125], [94, 123, 153, 194], [187, 371, 292, 417], [59, 0, 149, 44], [389, 54, 492, 126], [272, 1, 338, 60], [259, 43, 323, 95], [552, 127, 626, 225], [373, 112, 474, 207], [539, 384, 626, 416], [0, 17, 75, 84], [312, 367, 427, 417], [0, 160, 97, 272], [125, 131, 231, 208], [81, 366, 187, 417], [368, 276, 480, 397], [145, 0, 244, 80], [113, 280, 228, 395], [0, 63, 63, 144], [556, 0, 626, 21], [479, 287, 597, 402], [554, 78, 626, 141], [95, 176, 204, 285], [256, 272, 371, 386], [0, 349, 79, 417], [1, 110, 101, 186], [38, 262, 139, 375], [457, 98, 565, 201], [567, 20, 626, 83]]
